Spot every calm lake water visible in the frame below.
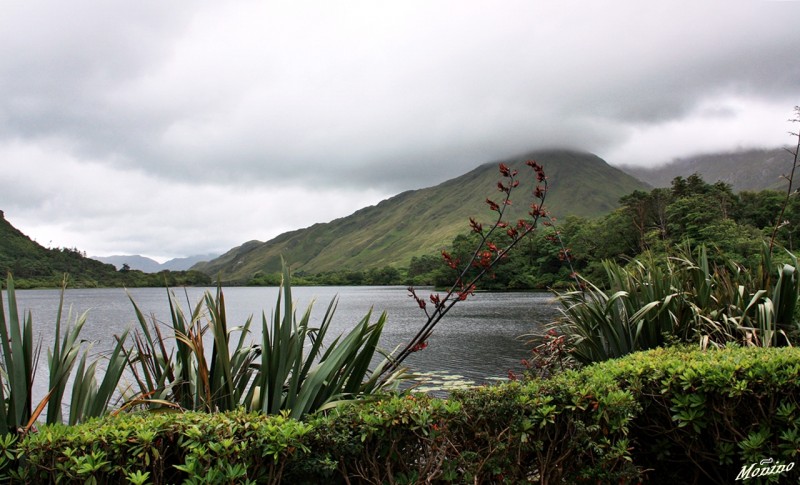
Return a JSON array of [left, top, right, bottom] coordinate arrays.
[[6, 286, 560, 397]]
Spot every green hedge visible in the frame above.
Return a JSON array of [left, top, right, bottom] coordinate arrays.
[[7, 346, 800, 484], [604, 345, 800, 483]]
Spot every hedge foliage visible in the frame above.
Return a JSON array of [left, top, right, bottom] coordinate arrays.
[[6, 345, 800, 484]]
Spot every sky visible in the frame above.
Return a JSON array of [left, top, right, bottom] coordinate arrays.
[[1, 1, 798, 261]]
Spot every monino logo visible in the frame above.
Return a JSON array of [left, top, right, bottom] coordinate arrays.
[[736, 457, 795, 481]]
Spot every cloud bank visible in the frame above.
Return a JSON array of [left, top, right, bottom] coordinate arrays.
[[1, 1, 797, 258]]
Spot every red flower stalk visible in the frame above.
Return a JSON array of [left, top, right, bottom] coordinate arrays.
[[378, 160, 555, 384]]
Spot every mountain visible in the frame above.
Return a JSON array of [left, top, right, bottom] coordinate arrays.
[[193, 150, 648, 282], [621, 147, 793, 192], [161, 254, 219, 271], [93, 255, 163, 272], [93, 253, 219, 272]]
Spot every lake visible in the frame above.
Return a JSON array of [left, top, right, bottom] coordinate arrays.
[[5, 285, 560, 396]]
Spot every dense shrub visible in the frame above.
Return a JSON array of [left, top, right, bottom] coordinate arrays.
[[596, 345, 800, 484], [14, 410, 312, 484], [302, 394, 463, 483], [9, 346, 800, 484]]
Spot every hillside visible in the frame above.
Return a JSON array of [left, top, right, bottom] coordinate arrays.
[[193, 150, 648, 282], [621, 147, 793, 191], [0, 210, 122, 287]]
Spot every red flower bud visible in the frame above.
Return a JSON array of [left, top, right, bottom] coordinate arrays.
[[442, 250, 459, 269], [469, 217, 483, 233]]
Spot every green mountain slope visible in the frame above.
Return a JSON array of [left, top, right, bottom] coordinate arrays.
[[621, 148, 792, 192], [194, 150, 648, 282]]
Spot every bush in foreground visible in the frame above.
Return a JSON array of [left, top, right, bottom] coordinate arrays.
[[8, 345, 800, 484]]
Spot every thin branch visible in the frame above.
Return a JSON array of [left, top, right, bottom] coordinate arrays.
[[769, 106, 800, 255]]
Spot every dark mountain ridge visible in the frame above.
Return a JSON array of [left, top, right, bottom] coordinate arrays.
[[621, 147, 792, 192]]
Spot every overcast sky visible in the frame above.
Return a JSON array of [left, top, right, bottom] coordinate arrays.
[[1, 1, 798, 261]]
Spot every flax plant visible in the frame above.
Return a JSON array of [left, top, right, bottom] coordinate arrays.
[[124, 263, 402, 418], [124, 287, 260, 413], [551, 245, 800, 364], [0, 274, 129, 435], [0, 274, 38, 434], [720, 248, 799, 347], [250, 265, 398, 418], [555, 257, 682, 364]]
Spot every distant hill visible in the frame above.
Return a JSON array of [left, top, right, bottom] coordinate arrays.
[[0, 210, 121, 287], [621, 147, 793, 192], [193, 150, 648, 282], [0, 211, 212, 288], [93, 253, 219, 272], [93, 255, 163, 272]]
